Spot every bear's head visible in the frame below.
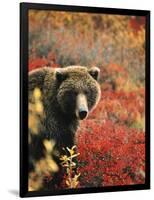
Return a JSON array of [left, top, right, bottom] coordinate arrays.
[[55, 66, 101, 120]]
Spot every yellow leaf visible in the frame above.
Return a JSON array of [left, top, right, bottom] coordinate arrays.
[[33, 87, 41, 100], [43, 139, 55, 153], [66, 180, 70, 186], [35, 101, 43, 113]]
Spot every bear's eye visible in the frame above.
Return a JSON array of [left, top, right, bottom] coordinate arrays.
[[67, 90, 78, 97], [72, 91, 78, 96], [83, 90, 89, 95]]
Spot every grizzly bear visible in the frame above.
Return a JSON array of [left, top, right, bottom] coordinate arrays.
[[28, 66, 101, 190]]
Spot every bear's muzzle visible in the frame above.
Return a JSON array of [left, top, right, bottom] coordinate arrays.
[[76, 93, 88, 120]]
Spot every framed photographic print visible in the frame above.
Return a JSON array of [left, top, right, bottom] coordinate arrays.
[[20, 2, 150, 197]]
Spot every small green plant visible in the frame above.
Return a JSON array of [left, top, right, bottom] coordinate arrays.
[[60, 146, 80, 188]]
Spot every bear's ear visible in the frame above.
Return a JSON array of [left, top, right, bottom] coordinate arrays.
[[88, 67, 100, 81], [56, 70, 68, 83]]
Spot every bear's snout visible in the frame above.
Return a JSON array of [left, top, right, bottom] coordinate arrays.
[[76, 93, 88, 120], [79, 109, 88, 120]]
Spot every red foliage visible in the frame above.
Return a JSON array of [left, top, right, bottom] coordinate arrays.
[[77, 119, 145, 187], [129, 17, 145, 33], [29, 51, 59, 71], [29, 57, 48, 71], [76, 88, 145, 187], [91, 90, 145, 125], [108, 62, 128, 76]]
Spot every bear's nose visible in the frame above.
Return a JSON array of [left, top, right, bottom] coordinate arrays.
[[79, 110, 88, 120]]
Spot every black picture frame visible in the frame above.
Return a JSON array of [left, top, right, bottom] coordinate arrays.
[[20, 2, 150, 198]]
